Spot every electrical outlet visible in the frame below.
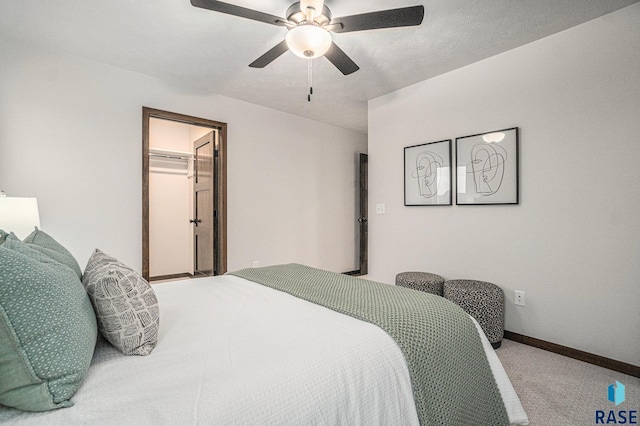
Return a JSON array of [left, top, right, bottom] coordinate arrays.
[[252, 261, 260, 268], [376, 203, 386, 214], [515, 290, 525, 306]]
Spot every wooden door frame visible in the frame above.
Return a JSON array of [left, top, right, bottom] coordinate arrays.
[[142, 107, 227, 281]]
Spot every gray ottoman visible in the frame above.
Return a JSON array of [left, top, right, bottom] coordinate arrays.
[[395, 272, 444, 296], [443, 279, 504, 349]]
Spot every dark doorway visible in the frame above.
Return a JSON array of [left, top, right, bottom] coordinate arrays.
[[358, 153, 368, 275], [345, 153, 368, 276]]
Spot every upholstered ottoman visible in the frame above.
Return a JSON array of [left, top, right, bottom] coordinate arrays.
[[395, 272, 445, 296], [443, 280, 504, 349]]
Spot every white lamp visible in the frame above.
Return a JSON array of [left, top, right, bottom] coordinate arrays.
[[0, 195, 41, 239], [286, 24, 332, 59]]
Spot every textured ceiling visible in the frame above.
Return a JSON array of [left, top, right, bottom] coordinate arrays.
[[1, 0, 638, 133]]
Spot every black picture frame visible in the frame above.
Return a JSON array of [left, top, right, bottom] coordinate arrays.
[[404, 140, 452, 206], [455, 127, 519, 205]]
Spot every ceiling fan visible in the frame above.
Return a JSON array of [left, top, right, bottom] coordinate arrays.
[[190, 0, 425, 76]]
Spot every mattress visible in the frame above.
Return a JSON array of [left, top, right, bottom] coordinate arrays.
[[0, 274, 528, 425]]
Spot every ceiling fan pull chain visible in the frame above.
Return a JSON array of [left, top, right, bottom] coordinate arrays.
[[307, 59, 313, 102]]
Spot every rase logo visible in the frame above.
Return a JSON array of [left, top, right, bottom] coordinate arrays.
[[609, 381, 626, 406], [595, 381, 637, 424]]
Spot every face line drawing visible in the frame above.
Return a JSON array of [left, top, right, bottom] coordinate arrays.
[[469, 142, 507, 196], [411, 151, 444, 198]]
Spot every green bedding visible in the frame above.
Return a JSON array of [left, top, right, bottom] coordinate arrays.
[[230, 264, 509, 426]]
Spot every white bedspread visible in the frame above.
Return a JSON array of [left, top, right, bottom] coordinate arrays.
[[0, 274, 528, 425]]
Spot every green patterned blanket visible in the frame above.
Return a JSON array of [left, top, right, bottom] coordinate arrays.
[[229, 264, 509, 426]]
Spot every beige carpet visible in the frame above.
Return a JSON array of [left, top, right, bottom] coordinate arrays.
[[496, 339, 639, 425]]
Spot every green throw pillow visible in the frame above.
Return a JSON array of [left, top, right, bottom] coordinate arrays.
[[22, 227, 82, 278], [2, 233, 70, 272], [0, 238, 97, 412]]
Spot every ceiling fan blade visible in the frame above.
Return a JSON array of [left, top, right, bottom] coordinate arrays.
[[190, 0, 286, 26], [324, 42, 359, 75], [330, 5, 424, 33], [248, 40, 289, 68]]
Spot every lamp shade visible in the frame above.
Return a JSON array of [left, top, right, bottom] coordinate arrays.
[[0, 197, 40, 239], [285, 24, 332, 59]]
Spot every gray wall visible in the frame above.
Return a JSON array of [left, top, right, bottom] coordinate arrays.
[[367, 4, 640, 366]]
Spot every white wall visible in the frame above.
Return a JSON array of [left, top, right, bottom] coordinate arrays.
[[368, 4, 640, 366], [149, 164, 192, 276], [0, 37, 367, 275]]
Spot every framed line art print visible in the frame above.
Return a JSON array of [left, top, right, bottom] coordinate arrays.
[[455, 127, 519, 205], [404, 140, 452, 206]]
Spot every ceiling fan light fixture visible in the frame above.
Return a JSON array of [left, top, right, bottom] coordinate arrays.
[[285, 24, 332, 59]]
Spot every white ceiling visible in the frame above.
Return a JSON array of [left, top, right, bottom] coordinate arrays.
[[1, 0, 637, 134]]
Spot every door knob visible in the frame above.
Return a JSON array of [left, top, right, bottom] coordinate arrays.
[[189, 219, 201, 224], [358, 217, 367, 223]]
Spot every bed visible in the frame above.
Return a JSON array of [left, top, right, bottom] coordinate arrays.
[[0, 256, 528, 425]]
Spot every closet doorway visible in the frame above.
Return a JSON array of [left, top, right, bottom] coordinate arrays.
[[142, 107, 227, 282]]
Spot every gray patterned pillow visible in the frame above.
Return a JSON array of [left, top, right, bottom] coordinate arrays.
[[82, 249, 159, 356]]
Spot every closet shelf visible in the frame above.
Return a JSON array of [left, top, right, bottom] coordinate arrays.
[[149, 148, 194, 160]]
